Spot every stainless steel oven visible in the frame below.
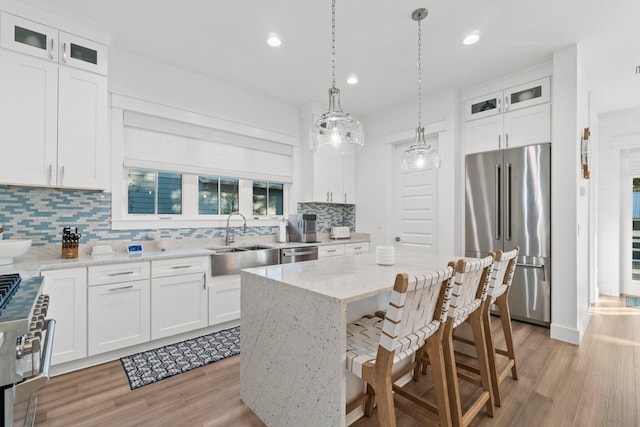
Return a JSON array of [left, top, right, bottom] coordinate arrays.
[[0, 274, 55, 427], [280, 246, 318, 264]]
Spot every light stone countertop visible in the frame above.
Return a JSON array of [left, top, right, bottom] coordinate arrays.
[[242, 250, 459, 303], [3, 233, 370, 278]]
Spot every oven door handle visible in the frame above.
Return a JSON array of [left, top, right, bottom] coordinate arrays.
[[14, 318, 56, 402], [282, 250, 317, 257]]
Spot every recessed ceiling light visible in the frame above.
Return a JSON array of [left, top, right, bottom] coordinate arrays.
[[266, 34, 282, 47], [463, 33, 480, 45], [347, 75, 359, 85]]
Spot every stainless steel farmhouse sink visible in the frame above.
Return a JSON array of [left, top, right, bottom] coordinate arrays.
[[209, 245, 279, 276]]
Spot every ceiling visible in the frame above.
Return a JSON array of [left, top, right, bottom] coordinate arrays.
[[23, 0, 640, 118]]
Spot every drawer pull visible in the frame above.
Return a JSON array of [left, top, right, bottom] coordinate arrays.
[[109, 285, 134, 292], [171, 265, 192, 269], [108, 271, 134, 276], [327, 249, 337, 253]]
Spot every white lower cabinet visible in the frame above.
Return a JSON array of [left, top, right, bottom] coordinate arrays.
[[345, 242, 370, 255], [318, 244, 346, 258], [41, 268, 87, 365], [151, 257, 208, 339], [209, 274, 241, 325], [88, 263, 150, 356], [319, 242, 370, 258]]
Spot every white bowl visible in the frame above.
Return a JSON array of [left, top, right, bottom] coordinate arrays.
[[0, 239, 32, 265]]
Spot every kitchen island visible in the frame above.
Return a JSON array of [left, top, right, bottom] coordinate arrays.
[[240, 251, 460, 427]]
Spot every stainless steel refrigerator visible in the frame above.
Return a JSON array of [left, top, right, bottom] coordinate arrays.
[[465, 142, 551, 326]]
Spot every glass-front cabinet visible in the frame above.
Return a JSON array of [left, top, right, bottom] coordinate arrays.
[[0, 12, 57, 60], [59, 32, 107, 75], [465, 77, 550, 121], [0, 12, 107, 75]]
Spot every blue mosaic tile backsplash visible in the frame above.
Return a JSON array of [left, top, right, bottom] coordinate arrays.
[[0, 187, 356, 250], [0, 186, 276, 248], [297, 202, 355, 233]]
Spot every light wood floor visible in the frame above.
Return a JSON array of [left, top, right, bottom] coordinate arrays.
[[34, 296, 639, 427]]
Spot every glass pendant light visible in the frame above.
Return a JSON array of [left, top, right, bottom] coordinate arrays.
[[400, 8, 441, 173], [310, 0, 364, 154]]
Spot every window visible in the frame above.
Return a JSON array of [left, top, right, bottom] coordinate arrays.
[[198, 176, 239, 215], [128, 170, 182, 215], [253, 181, 283, 215]]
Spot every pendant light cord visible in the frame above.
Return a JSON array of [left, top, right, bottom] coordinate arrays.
[[331, 0, 337, 89], [417, 17, 422, 129]]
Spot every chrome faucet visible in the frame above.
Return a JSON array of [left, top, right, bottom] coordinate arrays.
[[225, 212, 247, 246]]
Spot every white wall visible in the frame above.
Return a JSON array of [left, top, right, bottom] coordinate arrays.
[[549, 44, 592, 344], [356, 87, 460, 255], [109, 49, 301, 140]]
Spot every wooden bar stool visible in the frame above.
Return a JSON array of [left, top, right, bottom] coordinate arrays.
[[346, 266, 454, 426], [483, 247, 519, 406], [452, 247, 519, 408], [430, 255, 495, 427]]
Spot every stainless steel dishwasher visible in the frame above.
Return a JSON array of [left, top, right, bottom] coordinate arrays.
[[280, 246, 319, 263]]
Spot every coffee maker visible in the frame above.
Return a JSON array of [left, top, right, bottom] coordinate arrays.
[[288, 213, 317, 243]]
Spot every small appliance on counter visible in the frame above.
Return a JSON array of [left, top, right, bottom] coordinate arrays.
[[61, 226, 82, 259], [330, 226, 351, 239], [287, 213, 317, 243]]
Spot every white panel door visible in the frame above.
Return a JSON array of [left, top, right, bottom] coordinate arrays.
[[41, 268, 87, 365], [209, 274, 241, 325], [57, 66, 107, 189], [88, 280, 150, 355], [503, 103, 551, 149], [464, 115, 503, 154], [151, 273, 208, 340], [394, 142, 437, 251], [0, 49, 58, 186]]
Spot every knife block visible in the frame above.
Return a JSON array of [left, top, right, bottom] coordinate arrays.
[[61, 245, 78, 259]]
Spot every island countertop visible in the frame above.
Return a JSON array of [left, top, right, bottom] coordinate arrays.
[[243, 251, 459, 303], [240, 250, 462, 427]]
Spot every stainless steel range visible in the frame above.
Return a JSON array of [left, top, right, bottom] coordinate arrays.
[[0, 273, 55, 427]]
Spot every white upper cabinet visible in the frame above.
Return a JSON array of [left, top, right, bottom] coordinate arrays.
[[463, 77, 551, 154], [312, 150, 356, 204], [58, 32, 108, 75], [0, 12, 108, 189]]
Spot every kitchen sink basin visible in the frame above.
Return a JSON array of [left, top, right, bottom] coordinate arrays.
[[210, 245, 279, 276]]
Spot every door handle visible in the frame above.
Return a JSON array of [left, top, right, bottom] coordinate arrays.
[[516, 262, 546, 281], [495, 164, 501, 240], [62, 42, 67, 63], [505, 163, 511, 241]]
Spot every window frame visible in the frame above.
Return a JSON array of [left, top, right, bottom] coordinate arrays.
[[114, 168, 287, 230]]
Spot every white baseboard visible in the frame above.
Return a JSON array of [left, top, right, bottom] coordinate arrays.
[[550, 323, 580, 344]]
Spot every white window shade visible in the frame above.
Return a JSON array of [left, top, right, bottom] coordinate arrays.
[[123, 112, 293, 183]]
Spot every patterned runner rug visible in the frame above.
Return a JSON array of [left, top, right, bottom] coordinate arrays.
[[120, 326, 240, 390], [626, 296, 640, 308]]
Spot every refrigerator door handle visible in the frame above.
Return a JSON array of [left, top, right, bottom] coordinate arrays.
[[495, 164, 501, 240], [506, 163, 512, 241], [516, 262, 546, 281]]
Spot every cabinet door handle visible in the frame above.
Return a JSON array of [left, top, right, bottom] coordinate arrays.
[[326, 191, 330, 202], [62, 42, 67, 63], [47, 165, 52, 185], [171, 265, 191, 269], [109, 285, 133, 292], [49, 38, 54, 60], [203, 272, 207, 290], [498, 134, 501, 149], [344, 193, 347, 203], [327, 249, 337, 253], [504, 96, 509, 111], [108, 271, 134, 277], [59, 166, 65, 185], [330, 192, 333, 202], [505, 133, 509, 148], [497, 98, 501, 112]]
